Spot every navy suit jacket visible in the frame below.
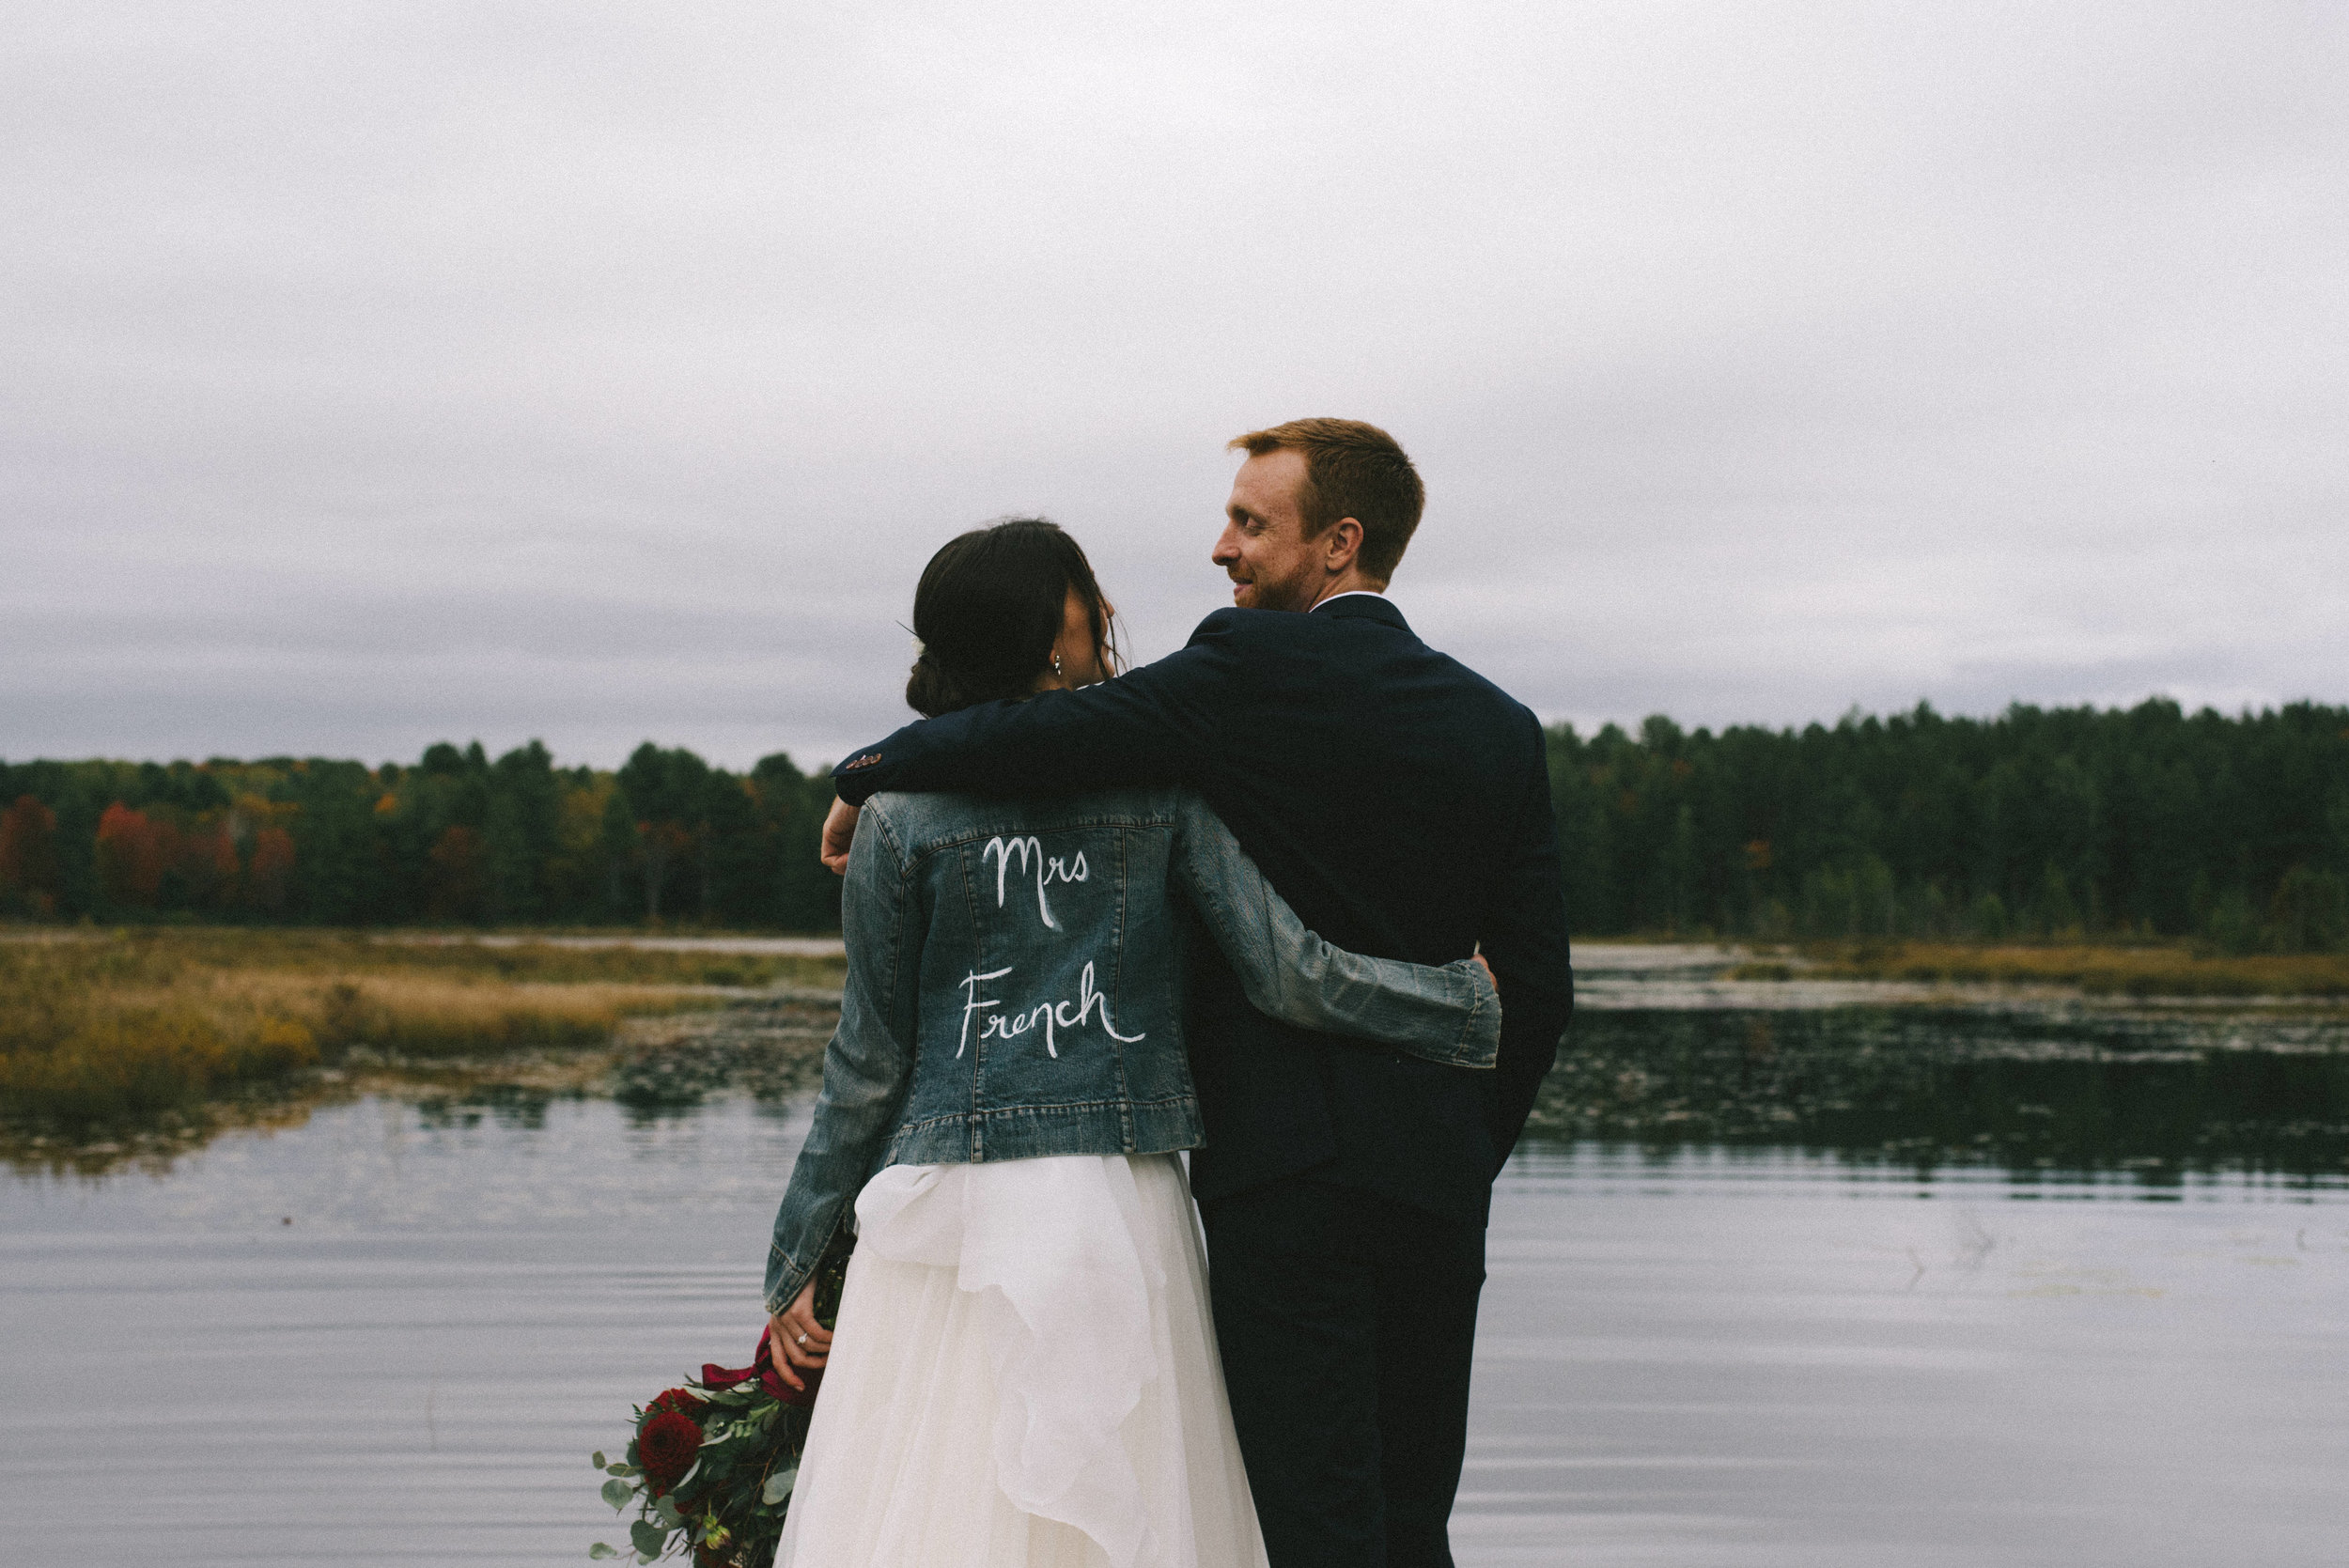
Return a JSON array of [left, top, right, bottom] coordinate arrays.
[[831, 594, 1574, 1226]]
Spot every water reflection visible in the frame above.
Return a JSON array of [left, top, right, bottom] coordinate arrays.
[[5, 1090, 2343, 1568], [6, 978, 2348, 1566], [1529, 1007, 2349, 1185]]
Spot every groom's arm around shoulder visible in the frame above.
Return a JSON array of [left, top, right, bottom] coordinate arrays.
[[1476, 707, 1575, 1173], [832, 609, 1268, 804]]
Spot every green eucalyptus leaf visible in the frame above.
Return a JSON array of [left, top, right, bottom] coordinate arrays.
[[600, 1478, 634, 1512], [762, 1466, 798, 1505], [591, 1451, 607, 1470], [629, 1518, 669, 1557], [605, 1464, 632, 1477], [653, 1497, 683, 1529], [588, 1545, 619, 1560]]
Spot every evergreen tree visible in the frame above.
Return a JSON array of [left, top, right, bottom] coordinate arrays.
[[485, 741, 561, 923], [0, 697, 2334, 945]]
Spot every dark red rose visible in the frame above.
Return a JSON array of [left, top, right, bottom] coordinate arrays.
[[638, 1409, 703, 1492], [646, 1387, 704, 1421]]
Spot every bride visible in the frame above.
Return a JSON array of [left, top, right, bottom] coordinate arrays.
[[757, 519, 1500, 1568]]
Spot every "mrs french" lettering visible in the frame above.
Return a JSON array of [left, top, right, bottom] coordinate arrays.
[[957, 960, 1142, 1058], [981, 835, 1089, 930]]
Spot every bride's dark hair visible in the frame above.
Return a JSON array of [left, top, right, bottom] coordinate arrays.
[[905, 518, 1120, 718]]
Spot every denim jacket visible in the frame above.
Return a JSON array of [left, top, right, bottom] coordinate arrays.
[[763, 784, 1500, 1313]]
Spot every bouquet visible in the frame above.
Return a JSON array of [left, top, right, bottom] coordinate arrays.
[[591, 1246, 850, 1567]]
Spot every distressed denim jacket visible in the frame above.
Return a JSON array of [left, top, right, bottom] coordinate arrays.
[[762, 784, 1501, 1313]]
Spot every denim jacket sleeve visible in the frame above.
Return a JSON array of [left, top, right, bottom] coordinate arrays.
[[763, 801, 924, 1315], [1170, 792, 1501, 1068]]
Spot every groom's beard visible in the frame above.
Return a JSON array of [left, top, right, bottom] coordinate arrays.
[[1231, 563, 1321, 613]]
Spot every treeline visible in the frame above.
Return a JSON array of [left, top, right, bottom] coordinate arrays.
[[0, 741, 840, 930], [4, 698, 2345, 949], [1550, 698, 2349, 951]]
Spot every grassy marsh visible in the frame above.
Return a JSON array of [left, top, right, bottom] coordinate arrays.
[[0, 930, 845, 1128]]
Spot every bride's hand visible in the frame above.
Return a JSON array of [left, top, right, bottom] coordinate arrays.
[[768, 1276, 833, 1391], [819, 799, 860, 877]]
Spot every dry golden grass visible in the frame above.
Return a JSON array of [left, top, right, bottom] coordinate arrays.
[[1745, 940, 2349, 998], [37, 928, 846, 988], [0, 930, 838, 1126]]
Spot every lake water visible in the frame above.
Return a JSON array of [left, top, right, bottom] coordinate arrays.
[[5, 951, 2345, 1566]]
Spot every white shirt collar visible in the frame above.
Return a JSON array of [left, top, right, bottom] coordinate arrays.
[[1312, 589, 1389, 611]]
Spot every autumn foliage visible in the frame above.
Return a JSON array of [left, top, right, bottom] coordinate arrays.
[[0, 741, 841, 930], [86, 800, 282, 914], [95, 802, 170, 907]]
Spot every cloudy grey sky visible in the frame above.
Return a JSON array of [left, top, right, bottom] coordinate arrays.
[[6, 2, 2343, 771]]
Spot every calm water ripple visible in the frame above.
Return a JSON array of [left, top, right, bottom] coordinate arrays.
[[7, 1001, 2346, 1566]]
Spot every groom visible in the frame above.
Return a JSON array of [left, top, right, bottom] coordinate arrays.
[[820, 418, 1574, 1567]]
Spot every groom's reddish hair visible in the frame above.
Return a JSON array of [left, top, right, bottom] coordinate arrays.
[[1228, 418, 1425, 583]]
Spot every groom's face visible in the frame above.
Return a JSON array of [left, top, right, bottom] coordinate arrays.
[[1215, 448, 1323, 613]]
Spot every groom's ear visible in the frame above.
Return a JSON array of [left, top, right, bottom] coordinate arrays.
[[1320, 517, 1365, 575]]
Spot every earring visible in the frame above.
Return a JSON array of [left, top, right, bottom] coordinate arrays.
[[1052, 653, 1064, 676]]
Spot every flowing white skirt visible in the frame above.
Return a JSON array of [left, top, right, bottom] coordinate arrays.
[[773, 1153, 1270, 1568]]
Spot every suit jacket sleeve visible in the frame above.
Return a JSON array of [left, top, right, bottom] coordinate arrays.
[[832, 613, 1247, 804], [1476, 712, 1575, 1172]]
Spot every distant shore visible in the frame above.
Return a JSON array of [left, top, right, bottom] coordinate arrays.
[[1728, 938, 2349, 999], [7, 928, 2341, 1144]]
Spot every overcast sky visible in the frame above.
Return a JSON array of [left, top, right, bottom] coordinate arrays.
[[6, 2, 2343, 772]]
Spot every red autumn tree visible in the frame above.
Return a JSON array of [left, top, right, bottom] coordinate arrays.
[[95, 802, 172, 908], [0, 795, 62, 915], [246, 826, 297, 913]]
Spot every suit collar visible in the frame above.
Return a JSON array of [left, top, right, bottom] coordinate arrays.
[[1310, 592, 1408, 630]]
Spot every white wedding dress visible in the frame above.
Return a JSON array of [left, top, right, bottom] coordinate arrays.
[[772, 1152, 1271, 1568]]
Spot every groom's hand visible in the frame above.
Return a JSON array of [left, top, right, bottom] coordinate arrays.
[[820, 799, 861, 876], [1471, 953, 1498, 993]]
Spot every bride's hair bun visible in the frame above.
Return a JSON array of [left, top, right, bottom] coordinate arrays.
[[904, 644, 983, 719], [902, 518, 1116, 719]]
